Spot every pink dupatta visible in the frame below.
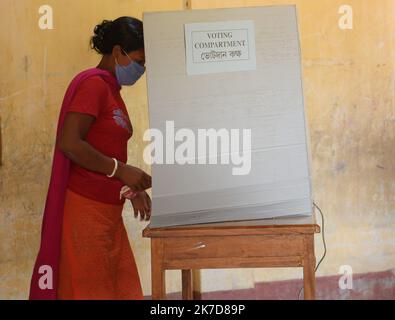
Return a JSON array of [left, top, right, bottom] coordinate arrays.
[[29, 68, 120, 300]]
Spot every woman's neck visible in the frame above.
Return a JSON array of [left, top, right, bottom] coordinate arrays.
[[97, 55, 116, 76]]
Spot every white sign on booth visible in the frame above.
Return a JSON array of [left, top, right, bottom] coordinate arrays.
[[184, 20, 257, 75]]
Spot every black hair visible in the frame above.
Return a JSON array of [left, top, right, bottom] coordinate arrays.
[[91, 16, 144, 55]]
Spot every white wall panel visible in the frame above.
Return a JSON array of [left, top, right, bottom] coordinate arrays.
[[143, 5, 312, 227]]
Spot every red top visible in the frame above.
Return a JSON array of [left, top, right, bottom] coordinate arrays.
[[66, 73, 133, 205]]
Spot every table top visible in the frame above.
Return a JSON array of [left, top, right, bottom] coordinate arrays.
[[143, 215, 320, 238]]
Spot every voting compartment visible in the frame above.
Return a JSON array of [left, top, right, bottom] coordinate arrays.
[[143, 6, 313, 227]]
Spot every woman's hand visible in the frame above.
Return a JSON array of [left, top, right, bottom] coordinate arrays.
[[115, 163, 152, 192], [130, 191, 152, 221]]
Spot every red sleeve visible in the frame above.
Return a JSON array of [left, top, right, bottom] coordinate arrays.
[[67, 76, 109, 118]]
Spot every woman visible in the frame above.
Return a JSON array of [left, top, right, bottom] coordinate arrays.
[[29, 17, 151, 300]]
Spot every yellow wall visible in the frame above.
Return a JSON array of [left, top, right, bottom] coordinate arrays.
[[0, 0, 394, 299], [191, 0, 395, 290], [0, 0, 186, 299]]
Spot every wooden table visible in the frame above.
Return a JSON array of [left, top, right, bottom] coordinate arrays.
[[143, 215, 320, 300]]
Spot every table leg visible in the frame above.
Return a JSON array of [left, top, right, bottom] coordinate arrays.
[[151, 239, 166, 300], [303, 236, 316, 300], [182, 270, 193, 300], [192, 270, 202, 300]]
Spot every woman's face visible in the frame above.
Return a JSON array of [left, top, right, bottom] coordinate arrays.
[[114, 46, 145, 67], [127, 48, 145, 67]]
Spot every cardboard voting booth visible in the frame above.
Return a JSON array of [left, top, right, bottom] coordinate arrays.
[[143, 5, 312, 227]]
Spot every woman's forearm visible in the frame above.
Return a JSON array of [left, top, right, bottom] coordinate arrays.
[[58, 112, 128, 180], [59, 138, 125, 179], [58, 112, 150, 191]]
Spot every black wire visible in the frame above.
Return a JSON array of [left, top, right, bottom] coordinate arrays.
[[297, 202, 327, 300]]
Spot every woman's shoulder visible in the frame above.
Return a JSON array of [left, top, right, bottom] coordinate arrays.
[[67, 71, 113, 114], [76, 74, 110, 95], [84, 75, 108, 86], [72, 68, 114, 91], [67, 68, 118, 102]]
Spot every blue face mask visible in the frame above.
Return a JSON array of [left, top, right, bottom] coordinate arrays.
[[115, 50, 146, 86]]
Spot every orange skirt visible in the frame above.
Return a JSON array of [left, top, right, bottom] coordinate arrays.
[[58, 188, 143, 300]]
